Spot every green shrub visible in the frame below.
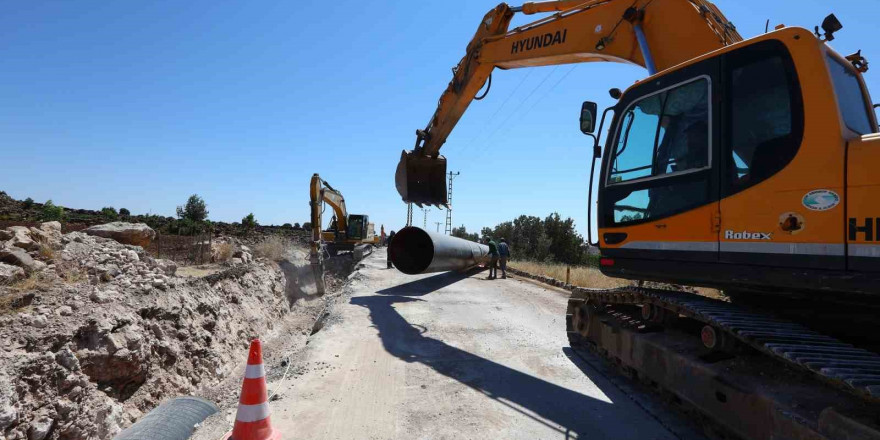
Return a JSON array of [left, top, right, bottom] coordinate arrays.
[[176, 194, 208, 222], [41, 200, 64, 221], [101, 207, 118, 220], [22, 197, 34, 209], [241, 213, 257, 233], [119, 208, 131, 219]]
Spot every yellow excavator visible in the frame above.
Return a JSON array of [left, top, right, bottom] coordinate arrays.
[[395, 1, 880, 438], [309, 173, 378, 294]]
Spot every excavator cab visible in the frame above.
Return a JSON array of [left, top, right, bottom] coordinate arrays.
[[347, 214, 367, 241], [395, 150, 448, 206]]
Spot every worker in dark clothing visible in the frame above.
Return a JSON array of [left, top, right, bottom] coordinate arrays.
[[498, 238, 510, 279], [485, 237, 499, 279], [387, 230, 396, 269]]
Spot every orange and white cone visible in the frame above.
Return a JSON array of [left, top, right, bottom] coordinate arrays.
[[223, 339, 281, 440]]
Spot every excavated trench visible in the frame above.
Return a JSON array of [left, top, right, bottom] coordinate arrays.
[[0, 230, 355, 440]]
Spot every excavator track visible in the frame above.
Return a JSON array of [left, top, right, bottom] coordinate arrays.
[[565, 286, 880, 440]]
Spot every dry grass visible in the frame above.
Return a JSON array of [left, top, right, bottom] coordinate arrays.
[[509, 261, 629, 290], [0, 273, 51, 315], [215, 242, 233, 262], [0, 293, 24, 315], [38, 244, 55, 261], [509, 260, 725, 299], [253, 235, 289, 261], [8, 272, 55, 293], [61, 267, 88, 285]]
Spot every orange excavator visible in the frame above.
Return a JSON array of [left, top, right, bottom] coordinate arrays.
[[395, 1, 880, 438]]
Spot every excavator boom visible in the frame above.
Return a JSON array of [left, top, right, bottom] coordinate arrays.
[[396, 0, 740, 205]]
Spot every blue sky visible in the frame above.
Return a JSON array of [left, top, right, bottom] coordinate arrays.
[[1, 1, 877, 236]]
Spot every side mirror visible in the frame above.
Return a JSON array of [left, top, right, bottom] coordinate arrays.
[[580, 101, 598, 134]]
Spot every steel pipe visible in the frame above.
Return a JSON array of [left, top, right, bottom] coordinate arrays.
[[389, 226, 489, 274]]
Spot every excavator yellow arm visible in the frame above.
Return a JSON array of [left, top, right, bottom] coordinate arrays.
[[395, 150, 448, 207], [396, 0, 740, 206]]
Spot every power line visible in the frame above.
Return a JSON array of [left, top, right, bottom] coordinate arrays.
[[455, 70, 535, 154], [521, 65, 578, 119], [473, 66, 559, 157]]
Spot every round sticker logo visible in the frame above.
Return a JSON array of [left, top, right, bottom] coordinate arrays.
[[802, 190, 840, 211], [778, 212, 805, 234]]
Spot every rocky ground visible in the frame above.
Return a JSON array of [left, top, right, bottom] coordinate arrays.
[[0, 222, 334, 440]]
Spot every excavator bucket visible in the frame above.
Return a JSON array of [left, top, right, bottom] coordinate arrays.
[[395, 150, 448, 206]]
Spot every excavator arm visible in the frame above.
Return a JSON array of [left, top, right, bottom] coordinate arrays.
[[396, 0, 741, 206], [310, 173, 349, 295], [310, 173, 348, 240]]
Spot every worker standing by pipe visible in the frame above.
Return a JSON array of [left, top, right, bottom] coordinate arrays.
[[498, 238, 510, 279], [485, 237, 499, 280]]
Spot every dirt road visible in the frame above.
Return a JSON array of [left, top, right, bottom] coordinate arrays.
[[246, 250, 703, 439]]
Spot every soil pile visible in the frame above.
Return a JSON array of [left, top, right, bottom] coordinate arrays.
[[0, 224, 313, 440]]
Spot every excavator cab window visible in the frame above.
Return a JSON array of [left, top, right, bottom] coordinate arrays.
[[606, 77, 711, 224], [724, 40, 803, 195], [826, 53, 874, 135], [347, 215, 366, 240], [608, 78, 710, 185]]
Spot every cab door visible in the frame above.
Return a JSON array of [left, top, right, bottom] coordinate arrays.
[[718, 39, 845, 270], [598, 57, 721, 264]]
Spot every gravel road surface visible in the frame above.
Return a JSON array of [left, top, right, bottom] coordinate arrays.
[[264, 250, 704, 439]]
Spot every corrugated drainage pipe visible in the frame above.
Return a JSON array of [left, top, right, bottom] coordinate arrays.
[[114, 396, 218, 440]]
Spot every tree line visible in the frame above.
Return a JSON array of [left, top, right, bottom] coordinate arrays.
[[12, 193, 313, 236], [452, 212, 595, 266]]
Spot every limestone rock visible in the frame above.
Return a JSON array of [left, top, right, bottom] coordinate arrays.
[[89, 290, 111, 304], [27, 416, 53, 440], [56, 346, 81, 371], [0, 248, 40, 273], [84, 222, 156, 247], [39, 222, 61, 233], [3, 226, 38, 251], [0, 403, 17, 431], [0, 262, 24, 284], [232, 246, 254, 264], [29, 315, 48, 328], [28, 222, 62, 249], [123, 250, 139, 262]]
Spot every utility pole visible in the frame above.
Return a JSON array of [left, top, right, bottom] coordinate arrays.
[[406, 203, 413, 227], [434, 221, 442, 232], [444, 171, 460, 235], [422, 208, 431, 229]]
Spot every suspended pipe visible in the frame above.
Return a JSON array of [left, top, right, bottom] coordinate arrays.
[[389, 226, 490, 274]]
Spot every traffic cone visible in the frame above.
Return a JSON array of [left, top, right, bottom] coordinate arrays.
[[223, 339, 281, 440]]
